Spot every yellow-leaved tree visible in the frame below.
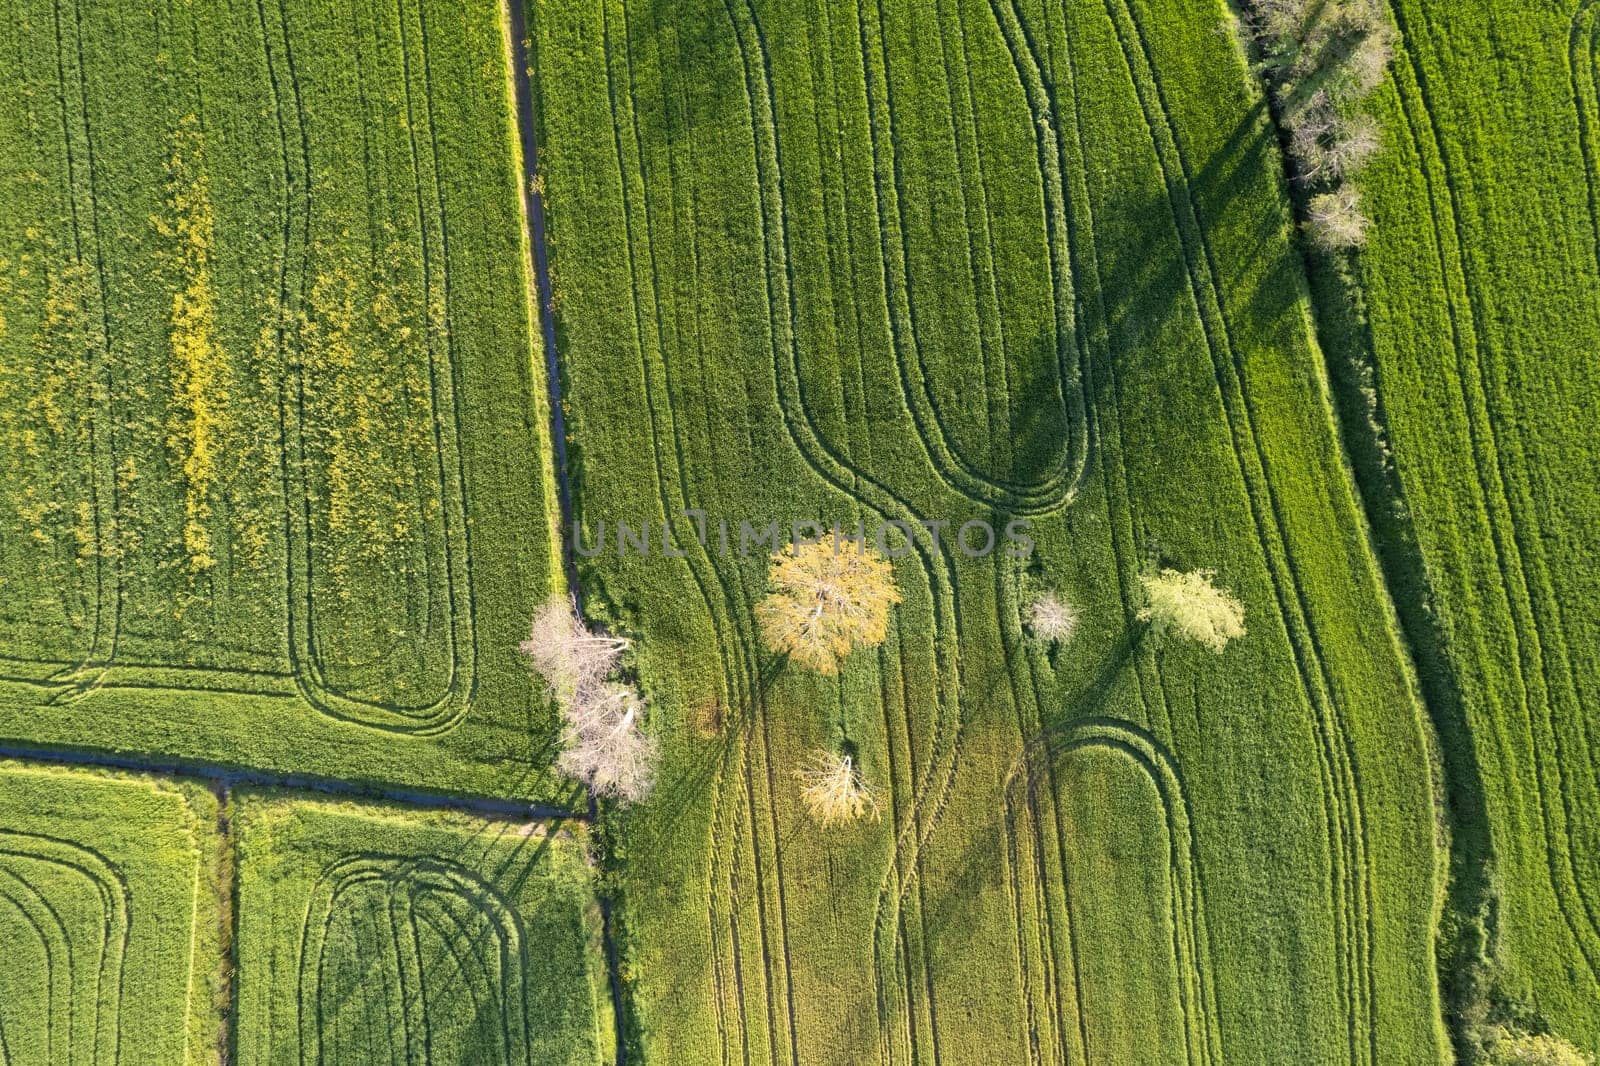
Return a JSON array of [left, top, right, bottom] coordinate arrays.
[[1137, 566, 1247, 653], [756, 539, 901, 674], [795, 749, 880, 827]]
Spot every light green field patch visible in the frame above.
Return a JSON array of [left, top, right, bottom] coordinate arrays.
[[1326, 0, 1600, 1049], [232, 792, 612, 1066], [0, 0, 564, 802], [0, 759, 221, 1065]]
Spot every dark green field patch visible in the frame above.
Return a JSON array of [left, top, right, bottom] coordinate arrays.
[[233, 792, 612, 1065]]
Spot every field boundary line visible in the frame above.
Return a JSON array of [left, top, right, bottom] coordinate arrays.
[[1385, 0, 1600, 987], [0, 742, 582, 821]]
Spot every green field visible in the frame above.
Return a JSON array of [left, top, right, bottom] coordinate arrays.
[[1321, 0, 1600, 1050], [1, 0, 1598, 1060], [232, 791, 612, 1065], [0, 760, 220, 1064], [530, 0, 1444, 1061], [0, 0, 567, 802]]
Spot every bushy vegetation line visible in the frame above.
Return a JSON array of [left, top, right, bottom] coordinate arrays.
[[0, 0, 567, 801], [1281, 0, 1600, 1056], [1237, 0, 1395, 250], [534, 0, 1444, 1060], [232, 791, 613, 1065], [0, 759, 221, 1064], [1237, 0, 1504, 1055]]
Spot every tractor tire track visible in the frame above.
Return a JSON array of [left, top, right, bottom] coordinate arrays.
[[859, 0, 1089, 517], [46, 0, 122, 690], [1102, 0, 1381, 1059], [722, 2, 974, 1061], [594, 0, 801, 1058], [0, 830, 131, 1065], [276, 0, 478, 735], [1004, 719, 1220, 1066]]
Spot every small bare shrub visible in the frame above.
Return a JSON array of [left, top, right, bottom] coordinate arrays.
[[1137, 567, 1247, 653], [795, 749, 880, 827], [1026, 591, 1079, 647], [1487, 1026, 1594, 1066], [1306, 187, 1371, 251], [757, 539, 902, 674]]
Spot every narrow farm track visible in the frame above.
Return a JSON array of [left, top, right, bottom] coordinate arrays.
[[234, 794, 609, 1064], [295, 857, 535, 1062], [985, 0, 1388, 1056], [595, 0, 806, 1058], [1005, 720, 1220, 1066], [1573, 0, 1600, 269], [49, 0, 122, 688], [1101, 2, 1386, 1060], [0, 0, 129, 694], [1317, 3, 1600, 1044], [862, 0, 1090, 515], [0, 831, 132, 1063], [993, 4, 1210, 1059]]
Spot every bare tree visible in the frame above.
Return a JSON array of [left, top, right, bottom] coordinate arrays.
[[1306, 186, 1371, 250], [1137, 567, 1247, 653], [520, 597, 656, 804], [1240, 0, 1393, 244], [1485, 1026, 1594, 1066], [1324, 113, 1381, 179], [1026, 591, 1080, 647], [558, 683, 657, 804], [519, 596, 629, 700], [795, 749, 880, 827]]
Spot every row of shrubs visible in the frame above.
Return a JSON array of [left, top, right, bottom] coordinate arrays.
[[1240, 0, 1396, 251]]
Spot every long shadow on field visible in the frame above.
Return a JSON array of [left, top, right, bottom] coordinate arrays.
[[1087, 97, 1303, 397], [306, 820, 568, 1059], [626, 645, 789, 849], [915, 627, 1145, 1008]]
